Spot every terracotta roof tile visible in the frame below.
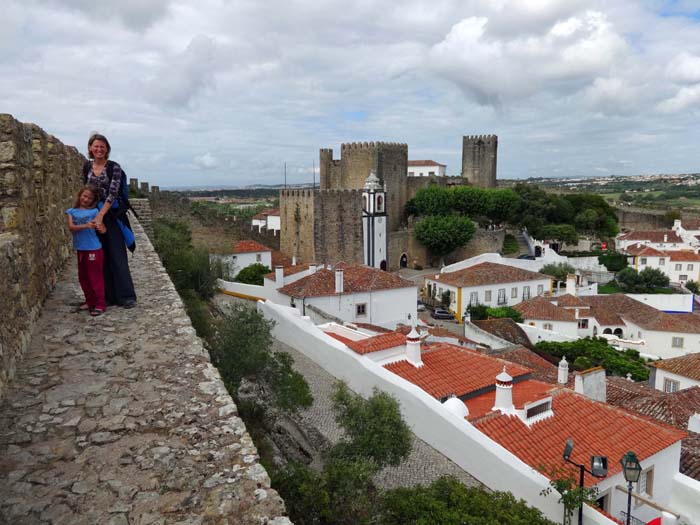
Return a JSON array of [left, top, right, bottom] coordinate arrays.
[[466, 379, 555, 419], [278, 265, 416, 298], [264, 263, 311, 282], [620, 230, 683, 243], [669, 251, 700, 262], [407, 160, 446, 167], [514, 296, 576, 322], [232, 240, 272, 254], [345, 332, 407, 355], [555, 294, 588, 307], [491, 346, 560, 383], [384, 343, 531, 399], [395, 324, 480, 348], [432, 262, 551, 288], [471, 318, 533, 348], [474, 389, 686, 486], [650, 353, 700, 381]]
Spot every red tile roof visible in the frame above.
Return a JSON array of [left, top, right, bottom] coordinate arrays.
[[555, 294, 588, 308], [620, 230, 683, 243], [384, 343, 531, 399], [474, 389, 686, 486], [278, 265, 416, 297], [634, 246, 667, 257], [669, 251, 700, 262], [471, 318, 533, 348], [650, 353, 700, 381], [681, 219, 700, 230], [491, 346, 560, 383], [408, 160, 446, 167], [345, 332, 407, 355], [264, 263, 311, 282], [466, 379, 554, 419], [515, 296, 576, 322], [395, 324, 480, 348], [431, 262, 551, 288], [232, 240, 272, 254]]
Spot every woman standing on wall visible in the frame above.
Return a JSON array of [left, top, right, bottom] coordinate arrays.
[[85, 133, 137, 308]]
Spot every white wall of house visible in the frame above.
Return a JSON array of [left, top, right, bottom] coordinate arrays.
[[520, 320, 579, 341], [424, 278, 552, 317], [218, 266, 318, 305], [653, 368, 700, 392], [267, 214, 280, 234], [618, 238, 688, 252], [216, 250, 272, 277], [251, 218, 266, 232], [623, 320, 700, 359], [304, 287, 417, 329], [258, 301, 698, 525], [407, 164, 446, 177], [626, 293, 694, 313]]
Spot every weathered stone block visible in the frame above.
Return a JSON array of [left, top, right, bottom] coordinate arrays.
[[0, 141, 17, 162]]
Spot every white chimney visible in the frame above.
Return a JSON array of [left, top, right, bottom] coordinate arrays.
[[557, 357, 569, 384], [275, 265, 284, 284], [309, 263, 317, 274], [406, 327, 423, 367], [292, 255, 297, 266], [574, 367, 606, 402], [689, 413, 700, 434], [335, 269, 344, 294], [492, 367, 514, 414], [664, 234, 668, 243], [566, 274, 577, 296], [674, 219, 682, 231]]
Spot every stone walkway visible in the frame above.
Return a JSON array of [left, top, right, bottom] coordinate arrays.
[[0, 221, 289, 525]]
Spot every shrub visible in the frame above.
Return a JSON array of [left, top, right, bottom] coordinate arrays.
[[686, 280, 700, 294], [235, 263, 272, 285], [502, 233, 519, 255]]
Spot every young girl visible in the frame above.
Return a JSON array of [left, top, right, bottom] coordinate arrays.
[[66, 186, 106, 316]]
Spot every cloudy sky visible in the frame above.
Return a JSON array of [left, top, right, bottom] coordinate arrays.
[[2, 0, 699, 188]]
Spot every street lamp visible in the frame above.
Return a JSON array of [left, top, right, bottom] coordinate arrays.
[[620, 451, 642, 525], [562, 437, 608, 525]]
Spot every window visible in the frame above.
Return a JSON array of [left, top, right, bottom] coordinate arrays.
[[497, 288, 506, 305], [356, 303, 367, 317], [638, 468, 654, 497], [408, 171, 415, 176], [484, 290, 492, 303], [543, 323, 553, 331], [428, 171, 435, 176], [523, 286, 531, 300], [680, 275, 688, 281], [256, 254, 262, 262], [659, 258, 665, 266], [689, 264, 694, 271], [675, 264, 682, 271], [578, 319, 589, 329], [640, 258, 647, 265], [232, 255, 237, 263], [537, 284, 544, 295], [469, 291, 478, 305], [511, 287, 518, 298], [664, 378, 680, 393], [672, 336, 684, 348], [376, 195, 384, 212]]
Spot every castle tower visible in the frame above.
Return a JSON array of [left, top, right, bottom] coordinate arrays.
[[362, 172, 387, 270], [461, 135, 497, 188]]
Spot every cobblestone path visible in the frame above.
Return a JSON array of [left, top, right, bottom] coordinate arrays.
[[273, 340, 484, 490], [0, 221, 288, 525]]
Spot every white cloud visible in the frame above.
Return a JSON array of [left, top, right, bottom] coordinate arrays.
[[667, 52, 700, 84], [657, 85, 700, 113], [193, 152, 219, 169]]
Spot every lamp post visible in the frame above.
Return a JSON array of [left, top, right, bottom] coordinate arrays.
[[562, 437, 608, 525], [620, 451, 642, 525]]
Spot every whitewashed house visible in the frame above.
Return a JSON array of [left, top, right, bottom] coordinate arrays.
[[424, 262, 553, 321], [223, 240, 272, 277], [277, 263, 417, 328], [617, 230, 686, 252], [407, 160, 447, 177], [672, 219, 700, 248], [259, 300, 700, 525], [624, 245, 700, 285], [251, 208, 281, 235], [649, 353, 700, 393]]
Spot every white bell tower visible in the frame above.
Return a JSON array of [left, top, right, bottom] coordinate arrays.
[[362, 171, 387, 269]]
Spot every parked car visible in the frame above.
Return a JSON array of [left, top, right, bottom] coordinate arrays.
[[431, 308, 453, 320], [417, 300, 426, 312]]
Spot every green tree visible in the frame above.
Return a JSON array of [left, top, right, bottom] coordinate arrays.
[[211, 304, 312, 412], [412, 185, 454, 216], [615, 267, 642, 292], [414, 215, 476, 258], [332, 383, 412, 468], [639, 267, 670, 289], [486, 306, 524, 323], [536, 224, 579, 245], [487, 189, 521, 224], [540, 263, 576, 283], [466, 303, 489, 321], [686, 280, 700, 294], [451, 186, 489, 216], [597, 252, 627, 272], [616, 267, 669, 293], [235, 262, 272, 285], [540, 466, 599, 525]]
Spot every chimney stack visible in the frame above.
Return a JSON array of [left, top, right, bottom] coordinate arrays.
[[558, 357, 569, 384], [406, 327, 423, 367], [309, 263, 317, 274], [492, 367, 514, 414], [664, 234, 668, 243], [566, 274, 577, 296], [275, 265, 284, 284], [292, 256, 297, 266], [574, 367, 606, 402], [689, 414, 700, 434], [335, 269, 344, 294]]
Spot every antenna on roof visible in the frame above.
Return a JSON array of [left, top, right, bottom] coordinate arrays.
[[284, 161, 287, 189], [313, 159, 316, 188]]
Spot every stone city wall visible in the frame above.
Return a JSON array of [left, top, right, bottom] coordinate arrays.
[[0, 114, 84, 400], [313, 190, 364, 266], [279, 189, 316, 264]]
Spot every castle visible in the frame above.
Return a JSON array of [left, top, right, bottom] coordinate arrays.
[[280, 136, 498, 271]]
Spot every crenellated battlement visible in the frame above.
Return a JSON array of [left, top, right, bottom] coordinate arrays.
[[463, 134, 498, 143], [280, 188, 317, 199], [341, 141, 407, 151]]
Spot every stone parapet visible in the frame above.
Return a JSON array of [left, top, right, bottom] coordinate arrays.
[[0, 216, 290, 524], [129, 198, 153, 239], [0, 114, 84, 400]]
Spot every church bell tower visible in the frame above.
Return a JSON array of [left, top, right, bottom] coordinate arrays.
[[362, 171, 387, 270]]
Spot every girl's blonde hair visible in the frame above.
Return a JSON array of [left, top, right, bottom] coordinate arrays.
[[74, 185, 99, 208]]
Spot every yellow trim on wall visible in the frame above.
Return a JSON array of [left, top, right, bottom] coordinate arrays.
[[220, 289, 265, 302], [457, 287, 463, 324]]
